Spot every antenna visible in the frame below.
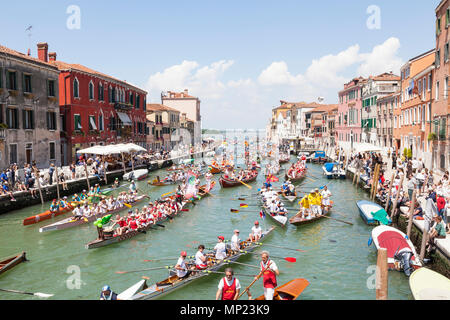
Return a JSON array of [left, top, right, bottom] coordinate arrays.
[[25, 25, 33, 56]]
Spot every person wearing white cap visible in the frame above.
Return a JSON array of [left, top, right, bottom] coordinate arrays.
[[231, 230, 241, 251]]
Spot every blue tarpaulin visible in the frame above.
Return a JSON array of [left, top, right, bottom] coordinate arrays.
[[324, 163, 337, 172], [314, 151, 326, 158]]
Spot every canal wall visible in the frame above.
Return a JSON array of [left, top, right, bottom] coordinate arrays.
[[0, 148, 215, 215], [345, 167, 450, 278]]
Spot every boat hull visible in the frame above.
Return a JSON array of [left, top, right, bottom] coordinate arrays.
[[219, 174, 258, 188], [0, 251, 27, 275], [255, 278, 310, 300], [356, 200, 391, 226], [23, 205, 74, 226]]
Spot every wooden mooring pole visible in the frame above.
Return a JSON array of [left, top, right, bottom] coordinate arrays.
[[407, 189, 417, 239], [376, 248, 388, 300], [390, 175, 404, 219], [384, 173, 395, 212]]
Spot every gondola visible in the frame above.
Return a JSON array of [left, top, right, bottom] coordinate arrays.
[[125, 227, 275, 300], [284, 169, 307, 183]]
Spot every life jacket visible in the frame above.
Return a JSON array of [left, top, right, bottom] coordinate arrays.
[[222, 277, 237, 300]]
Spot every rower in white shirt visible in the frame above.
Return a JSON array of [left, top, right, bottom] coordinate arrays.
[[230, 230, 241, 252], [72, 204, 83, 220], [249, 221, 262, 242], [321, 186, 332, 207], [194, 245, 210, 270], [214, 236, 227, 260], [175, 251, 190, 279]]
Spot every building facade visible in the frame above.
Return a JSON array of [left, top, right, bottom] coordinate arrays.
[[41, 43, 147, 164], [377, 92, 400, 149], [161, 90, 201, 146], [0, 43, 61, 168], [146, 103, 180, 151], [337, 77, 367, 150], [433, 1, 450, 173], [397, 50, 435, 166]]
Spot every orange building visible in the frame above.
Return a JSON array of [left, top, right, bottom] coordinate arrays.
[[395, 49, 435, 166], [433, 0, 450, 172]]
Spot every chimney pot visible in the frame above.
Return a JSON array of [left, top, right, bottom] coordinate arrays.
[[37, 42, 49, 62], [49, 52, 57, 62]]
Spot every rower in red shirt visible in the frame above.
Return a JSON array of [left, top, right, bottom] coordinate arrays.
[[254, 251, 279, 300], [216, 268, 241, 300]]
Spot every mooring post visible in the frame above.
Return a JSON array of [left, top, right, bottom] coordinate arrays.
[[407, 189, 417, 239], [376, 248, 388, 300]]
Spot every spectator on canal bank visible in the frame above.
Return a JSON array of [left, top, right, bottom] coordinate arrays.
[[49, 163, 55, 185]]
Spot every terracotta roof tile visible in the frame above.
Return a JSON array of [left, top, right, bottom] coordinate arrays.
[[146, 103, 180, 112], [0, 44, 58, 70]]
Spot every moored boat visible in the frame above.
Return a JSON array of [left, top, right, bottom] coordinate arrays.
[[356, 200, 392, 226], [371, 225, 422, 276], [311, 151, 328, 164], [322, 162, 346, 179], [0, 252, 27, 276], [409, 267, 450, 300], [126, 227, 276, 300], [254, 278, 310, 300], [123, 169, 148, 181], [39, 195, 146, 233]]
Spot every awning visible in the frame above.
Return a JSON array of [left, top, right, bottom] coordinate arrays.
[[117, 112, 132, 125]]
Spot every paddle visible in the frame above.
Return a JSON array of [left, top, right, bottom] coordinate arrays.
[[0, 288, 53, 298], [237, 264, 271, 299], [320, 215, 354, 226], [254, 242, 307, 253], [115, 265, 177, 274]]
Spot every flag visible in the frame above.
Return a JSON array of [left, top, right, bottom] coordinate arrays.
[[266, 174, 278, 183], [240, 204, 248, 208], [260, 210, 265, 219]]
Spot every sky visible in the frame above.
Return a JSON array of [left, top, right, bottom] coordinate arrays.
[[0, 0, 440, 129]]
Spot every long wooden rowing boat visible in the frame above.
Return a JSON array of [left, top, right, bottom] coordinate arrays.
[[219, 172, 258, 188], [39, 195, 146, 233], [254, 278, 310, 300], [23, 205, 75, 226], [289, 205, 331, 226], [126, 227, 276, 300], [281, 189, 297, 203], [0, 252, 27, 276], [285, 169, 307, 184], [258, 194, 288, 227]]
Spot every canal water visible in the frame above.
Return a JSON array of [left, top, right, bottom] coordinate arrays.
[[0, 157, 414, 300]]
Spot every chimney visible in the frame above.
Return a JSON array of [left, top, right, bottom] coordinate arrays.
[[37, 43, 48, 62], [184, 89, 188, 96], [49, 52, 57, 62]]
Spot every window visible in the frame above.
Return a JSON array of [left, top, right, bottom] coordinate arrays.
[[88, 115, 97, 130], [98, 83, 104, 101], [49, 142, 56, 161], [445, 43, 449, 62], [0, 67, 2, 88], [23, 109, 34, 129], [445, 77, 449, 99], [136, 94, 140, 109], [74, 78, 79, 98], [74, 114, 82, 131], [129, 92, 134, 105], [23, 74, 32, 93], [436, 50, 441, 68], [99, 114, 104, 131], [47, 80, 56, 97], [437, 17, 442, 35], [428, 74, 432, 91], [447, 8, 450, 26], [6, 107, 19, 129], [436, 81, 440, 101], [0, 104, 3, 124], [47, 111, 57, 130], [423, 77, 426, 97], [9, 144, 17, 164], [89, 81, 94, 100], [6, 71, 17, 90]]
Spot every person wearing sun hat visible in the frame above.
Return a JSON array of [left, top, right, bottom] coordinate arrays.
[[214, 236, 227, 260]]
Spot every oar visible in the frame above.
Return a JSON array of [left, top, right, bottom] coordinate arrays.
[[161, 189, 177, 197], [0, 288, 53, 298], [239, 250, 296, 262], [115, 265, 176, 274], [123, 202, 132, 209], [254, 242, 307, 253], [237, 264, 271, 299], [222, 260, 260, 269], [202, 270, 256, 278], [144, 255, 194, 262], [236, 179, 252, 189], [230, 209, 256, 213], [321, 215, 353, 226]]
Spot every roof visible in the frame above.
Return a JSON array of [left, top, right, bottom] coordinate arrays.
[[162, 90, 198, 99], [370, 72, 400, 81], [50, 60, 146, 93], [146, 103, 180, 113], [377, 92, 401, 102], [0, 44, 59, 71], [310, 104, 339, 113], [275, 101, 323, 111]]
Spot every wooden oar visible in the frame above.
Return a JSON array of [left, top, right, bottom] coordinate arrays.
[[0, 288, 53, 298], [254, 242, 307, 253], [320, 215, 353, 226], [237, 264, 271, 299], [115, 265, 176, 274], [161, 189, 177, 197], [202, 270, 256, 277], [239, 250, 296, 262], [222, 259, 260, 269], [144, 255, 194, 262], [236, 179, 252, 189]]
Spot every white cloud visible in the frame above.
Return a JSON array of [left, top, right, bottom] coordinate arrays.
[[144, 38, 404, 129]]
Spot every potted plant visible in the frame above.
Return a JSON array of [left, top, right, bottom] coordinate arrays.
[[427, 132, 437, 142]]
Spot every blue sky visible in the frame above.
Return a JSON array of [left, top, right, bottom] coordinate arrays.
[[0, 1, 440, 129]]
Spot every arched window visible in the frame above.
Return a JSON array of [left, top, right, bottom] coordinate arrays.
[[89, 81, 94, 100], [74, 78, 79, 98], [98, 82, 104, 101]]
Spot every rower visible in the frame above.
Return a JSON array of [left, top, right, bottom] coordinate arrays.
[[95, 184, 101, 194], [214, 236, 227, 261], [100, 285, 118, 300], [113, 178, 120, 188], [49, 199, 59, 213], [175, 251, 191, 279], [249, 221, 262, 242], [230, 229, 241, 252], [254, 251, 279, 300], [129, 180, 137, 193], [88, 186, 95, 196], [216, 268, 241, 300], [195, 245, 211, 270], [298, 194, 311, 219], [80, 190, 88, 200], [72, 193, 81, 202], [321, 185, 332, 208], [72, 204, 83, 220], [59, 196, 68, 208]]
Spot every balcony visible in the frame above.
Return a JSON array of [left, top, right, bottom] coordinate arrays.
[[114, 102, 133, 111]]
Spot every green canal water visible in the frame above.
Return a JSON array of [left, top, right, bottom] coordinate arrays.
[[0, 158, 414, 300]]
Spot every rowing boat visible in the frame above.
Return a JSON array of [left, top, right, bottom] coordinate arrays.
[[0, 252, 27, 276], [219, 172, 258, 188], [356, 200, 391, 226], [23, 204, 75, 226], [281, 190, 297, 203], [126, 227, 276, 300], [198, 181, 216, 196], [123, 169, 148, 181], [254, 278, 310, 300], [258, 194, 288, 227], [39, 195, 146, 233], [289, 205, 331, 226], [208, 165, 222, 174], [409, 267, 450, 300], [284, 169, 307, 184]]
